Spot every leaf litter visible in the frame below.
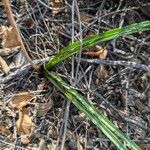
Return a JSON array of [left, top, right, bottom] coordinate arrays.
[[16, 107, 34, 144], [0, 0, 150, 149], [11, 92, 36, 110]]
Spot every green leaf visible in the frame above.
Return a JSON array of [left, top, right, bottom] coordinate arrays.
[[43, 21, 150, 150], [44, 70, 141, 150], [46, 21, 150, 70]]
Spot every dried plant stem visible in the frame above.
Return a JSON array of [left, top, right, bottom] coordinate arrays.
[[81, 58, 150, 72], [0, 57, 50, 84], [2, 0, 38, 70]]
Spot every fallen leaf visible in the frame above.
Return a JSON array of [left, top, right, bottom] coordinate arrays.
[[16, 108, 34, 144], [0, 125, 12, 139], [16, 112, 33, 135], [84, 47, 108, 59], [22, 107, 30, 115], [37, 98, 53, 117], [11, 92, 36, 109], [85, 47, 108, 83], [21, 135, 30, 145], [1, 25, 20, 49], [0, 56, 10, 74]]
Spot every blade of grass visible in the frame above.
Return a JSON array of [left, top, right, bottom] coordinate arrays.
[[44, 69, 126, 150], [46, 21, 150, 70], [44, 21, 150, 150], [44, 69, 141, 150]]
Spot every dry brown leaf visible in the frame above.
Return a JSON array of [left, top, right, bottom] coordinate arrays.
[[0, 125, 12, 139], [84, 47, 108, 59], [21, 135, 30, 145], [1, 25, 20, 49], [0, 56, 10, 74], [37, 99, 53, 117], [16, 108, 34, 144], [22, 107, 30, 115], [11, 92, 36, 109], [16, 113, 33, 135]]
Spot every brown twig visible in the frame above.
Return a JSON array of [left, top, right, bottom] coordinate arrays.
[[2, 0, 38, 70]]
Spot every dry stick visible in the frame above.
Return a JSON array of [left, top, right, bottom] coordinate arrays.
[[81, 58, 150, 72], [2, 0, 38, 70], [60, 1, 76, 149], [0, 57, 50, 84]]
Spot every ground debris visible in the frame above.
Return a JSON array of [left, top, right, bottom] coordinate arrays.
[[0, 0, 150, 149]]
